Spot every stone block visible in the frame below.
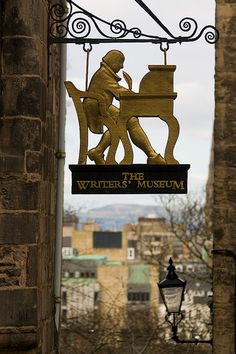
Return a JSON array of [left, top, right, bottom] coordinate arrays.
[[0, 289, 37, 326], [224, 146, 236, 167], [215, 73, 236, 104], [26, 151, 42, 174], [39, 183, 47, 212], [41, 286, 54, 321], [44, 117, 56, 147], [0, 77, 46, 120], [42, 318, 55, 354], [0, 178, 39, 210], [0, 245, 27, 288], [0, 331, 37, 350], [42, 148, 56, 183], [41, 244, 50, 287], [0, 117, 41, 156], [27, 246, 38, 287], [2, 0, 46, 41], [42, 147, 49, 180], [2, 38, 42, 76], [214, 105, 236, 145], [0, 213, 39, 244], [223, 45, 236, 72], [0, 155, 24, 173]]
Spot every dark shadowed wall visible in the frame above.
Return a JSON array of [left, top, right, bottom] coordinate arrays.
[[213, 1, 236, 353], [0, 1, 61, 352]]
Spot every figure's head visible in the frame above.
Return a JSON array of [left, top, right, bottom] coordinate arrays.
[[102, 50, 125, 73]]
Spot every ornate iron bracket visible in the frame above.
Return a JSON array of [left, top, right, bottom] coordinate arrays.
[[48, 0, 219, 45]]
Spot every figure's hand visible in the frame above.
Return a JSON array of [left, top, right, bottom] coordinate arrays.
[[122, 71, 132, 90]]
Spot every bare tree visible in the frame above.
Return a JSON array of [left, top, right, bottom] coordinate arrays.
[[158, 194, 213, 275]]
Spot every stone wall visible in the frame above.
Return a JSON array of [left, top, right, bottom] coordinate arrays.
[[213, 1, 236, 353], [0, 1, 61, 352]]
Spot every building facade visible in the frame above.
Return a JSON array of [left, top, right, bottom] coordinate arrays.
[[61, 217, 212, 348], [212, 1, 236, 353], [0, 1, 62, 352]]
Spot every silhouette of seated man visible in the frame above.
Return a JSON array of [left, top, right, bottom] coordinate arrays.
[[83, 49, 165, 165]]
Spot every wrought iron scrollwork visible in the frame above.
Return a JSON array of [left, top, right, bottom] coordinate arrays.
[[49, 0, 219, 45]]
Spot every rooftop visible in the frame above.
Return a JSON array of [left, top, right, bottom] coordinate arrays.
[[128, 264, 150, 284], [63, 255, 108, 264]]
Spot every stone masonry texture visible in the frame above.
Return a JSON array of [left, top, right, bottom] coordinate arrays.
[[0, 0, 61, 353], [213, 1, 236, 354]]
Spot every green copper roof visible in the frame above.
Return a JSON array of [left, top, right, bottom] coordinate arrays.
[[106, 261, 123, 266], [128, 264, 150, 284]]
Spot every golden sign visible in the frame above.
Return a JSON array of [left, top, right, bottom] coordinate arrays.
[[69, 164, 190, 194], [65, 49, 180, 165]]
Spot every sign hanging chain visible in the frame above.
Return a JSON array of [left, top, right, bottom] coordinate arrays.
[[83, 43, 93, 91], [160, 43, 169, 65]]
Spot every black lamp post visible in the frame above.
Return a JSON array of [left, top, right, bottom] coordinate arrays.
[[158, 258, 212, 345], [158, 258, 186, 315]]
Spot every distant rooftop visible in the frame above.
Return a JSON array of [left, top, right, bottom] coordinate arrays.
[[62, 278, 97, 285], [63, 214, 78, 225], [138, 217, 166, 224], [63, 255, 108, 264], [106, 261, 123, 266]]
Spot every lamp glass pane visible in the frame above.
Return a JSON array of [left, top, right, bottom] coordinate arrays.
[[162, 287, 183, 313]]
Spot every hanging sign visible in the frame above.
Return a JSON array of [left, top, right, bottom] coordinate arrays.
[[69, 164, 190, 194], [66, 49, 190, 195]]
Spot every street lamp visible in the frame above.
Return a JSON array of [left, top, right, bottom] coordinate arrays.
[[158, 258, 212, 345], [158, 258, 186, 315]]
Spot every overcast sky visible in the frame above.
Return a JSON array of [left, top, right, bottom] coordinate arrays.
[[64, 0, 216, 210]]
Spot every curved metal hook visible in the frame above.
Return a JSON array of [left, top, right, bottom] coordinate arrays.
[[160, 42, 169, 52], [83, 43, 93, 90], [83, 43, 93, 53], [160, 42, 169, 65]]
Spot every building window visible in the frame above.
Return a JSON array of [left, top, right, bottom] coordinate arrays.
[[62, 309, 67, 322], [75, 271, 80, 278], [62, 247, 73, 257], [62, 291, 67, 305], [128, 292, 150, 302], [186, 265, 194, 272], [64, 271, 69, 278], [73, 248, 78, 256], [175, 265, 183, 272], [143, 235, 161, 242], [144, 245, 151, 251], [93, 231, 122, 248], [62, 236, 72, 247], [152, 246, 159, 251], [128, 240, 137, 248], [94, 291, 100, 303], [80, 272, 95, 278], [127, 248, 135, 260]]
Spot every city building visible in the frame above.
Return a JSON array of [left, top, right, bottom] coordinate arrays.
[[61, 255, 159, 325], [71, 224, 127, 262], [62, 215, 79, 257], [61, 215, 211, 342]]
